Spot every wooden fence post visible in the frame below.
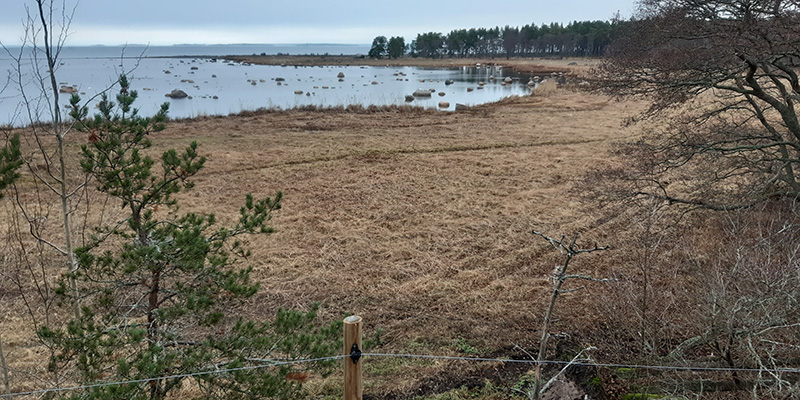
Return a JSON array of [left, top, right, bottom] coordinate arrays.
[[343, 315, 363, 400]]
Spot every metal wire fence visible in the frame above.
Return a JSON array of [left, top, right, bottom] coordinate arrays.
[[1, 351, 798, 398]]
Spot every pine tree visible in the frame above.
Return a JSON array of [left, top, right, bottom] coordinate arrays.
[[0, 133, 22, 199], [38, 76, 339, 400], [387, 37, 406, 59], [368, 36, 387, 59]]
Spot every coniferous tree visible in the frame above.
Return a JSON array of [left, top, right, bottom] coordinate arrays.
[[387, 36, 405, 59], [38, 76, 339, 400], [0, 133, 22, 199], [0, 133, 19, 395], [368, 36, 388, 58]]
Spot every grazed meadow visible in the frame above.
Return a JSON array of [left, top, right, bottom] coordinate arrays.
[[0, 59, 652, 397], [7, 52, 794, 399]]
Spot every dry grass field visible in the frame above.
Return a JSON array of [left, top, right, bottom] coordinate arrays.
[[1, 60, 650, 398]]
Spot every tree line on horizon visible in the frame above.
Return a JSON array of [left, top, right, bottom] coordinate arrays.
[[368, 19, 623, 59]]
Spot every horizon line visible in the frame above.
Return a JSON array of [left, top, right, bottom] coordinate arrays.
[[2, 42, 371, 47]]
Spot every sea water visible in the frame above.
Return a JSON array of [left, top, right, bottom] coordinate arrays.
[[0, 45, 534, 126]]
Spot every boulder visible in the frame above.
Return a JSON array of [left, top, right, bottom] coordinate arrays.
[[455, 103, 469, 111], [165, 89, 188, 99], [467, 87, 474, 92], [405, 95, 415, 102], [412, 89, 432, 97], [438, 92, 446, 97], [337, 72, 345, 78], [438, 101, 450, 108], [59, 85, 77, 94], [444, 79, 454, 85], [504, 77, 512, 83], [294, 90, 304, 94]]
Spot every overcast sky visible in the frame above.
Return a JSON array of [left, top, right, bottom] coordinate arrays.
[[0, 0, 637, 46]]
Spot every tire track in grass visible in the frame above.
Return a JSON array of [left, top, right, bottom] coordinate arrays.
[[218, 137, 612, 175]]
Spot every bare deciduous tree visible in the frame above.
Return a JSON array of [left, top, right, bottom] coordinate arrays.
[[675, 201, 800, 397], [596, 0, 800, 209], [515, 230, 610, 400], [4, 0, 87, 319]]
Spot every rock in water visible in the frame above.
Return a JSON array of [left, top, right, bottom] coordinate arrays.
[[165, 89, 188, 99], [412, 89, 432, 97]]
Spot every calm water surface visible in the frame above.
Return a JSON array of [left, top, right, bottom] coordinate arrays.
[[0, 45, 535, 125]]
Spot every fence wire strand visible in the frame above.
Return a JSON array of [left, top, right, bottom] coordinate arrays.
[[1, 352, 799, 398], [0, 355, 345, 399], [362, 353, 800, 374]]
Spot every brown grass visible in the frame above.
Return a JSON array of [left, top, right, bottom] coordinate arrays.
[[0, 88, 646, 396]]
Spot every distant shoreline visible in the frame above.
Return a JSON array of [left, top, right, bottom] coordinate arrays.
[[221, 55, 598, 75]]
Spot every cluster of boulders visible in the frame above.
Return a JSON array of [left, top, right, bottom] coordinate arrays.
[[157, 63, 553, 112]]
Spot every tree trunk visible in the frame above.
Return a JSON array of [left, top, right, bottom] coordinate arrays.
[[0, 333, 9, 394], [37, 0, 81, 320], [533, 254, 571, 399], [147, 270, 160, 341], [148, 269, 162, 400], [57, 135, 80, 319]]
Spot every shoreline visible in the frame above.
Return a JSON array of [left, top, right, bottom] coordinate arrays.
[[222, 55, 598, 75]]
